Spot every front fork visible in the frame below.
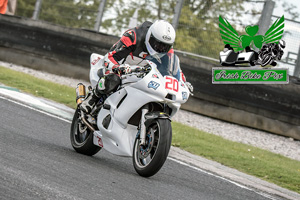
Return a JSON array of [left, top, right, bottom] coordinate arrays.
[[139, 105, 149, 146]]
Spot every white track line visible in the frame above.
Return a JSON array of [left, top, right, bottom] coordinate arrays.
[[0, 96, 71, 124], [168, 157, 277, 200], [0, 95, 277, 200]]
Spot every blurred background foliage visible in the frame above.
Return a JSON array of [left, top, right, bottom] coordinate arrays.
[[15, 0, 299, 60]]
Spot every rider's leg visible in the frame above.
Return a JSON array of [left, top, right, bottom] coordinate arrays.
[[80, 73, 121, 113], [80, 78, 105, 113]]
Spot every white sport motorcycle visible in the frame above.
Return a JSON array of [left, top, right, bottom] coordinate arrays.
[[70, 53, 190, 177]]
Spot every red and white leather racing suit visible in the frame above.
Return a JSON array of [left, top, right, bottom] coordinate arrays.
[[101, 21, 186, 82]]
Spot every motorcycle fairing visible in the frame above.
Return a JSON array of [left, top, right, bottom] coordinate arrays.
[[90, 53, 189, 157]]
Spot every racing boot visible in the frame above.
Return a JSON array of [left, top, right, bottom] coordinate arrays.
[[80, 77, 107, 113], [80, 89, 100, 113]]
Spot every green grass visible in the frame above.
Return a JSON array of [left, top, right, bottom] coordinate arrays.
[[0, 66, 77, 108], [1, 65, 300, 193], [172, 122, 300, 193]]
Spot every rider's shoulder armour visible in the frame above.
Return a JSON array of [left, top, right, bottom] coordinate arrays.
[[132, 21, 153, 57]]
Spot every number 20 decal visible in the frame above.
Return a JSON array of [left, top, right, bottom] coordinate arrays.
[[165, 76, 179, 92]]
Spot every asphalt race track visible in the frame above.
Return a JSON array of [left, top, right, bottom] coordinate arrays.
[[0, 96, 278, 200]]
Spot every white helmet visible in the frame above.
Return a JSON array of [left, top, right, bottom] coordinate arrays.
[[279, 39, 285, 49], [145, 20, 176, 56]]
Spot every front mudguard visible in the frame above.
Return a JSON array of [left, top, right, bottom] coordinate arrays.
[[144, 111, 170, 127]]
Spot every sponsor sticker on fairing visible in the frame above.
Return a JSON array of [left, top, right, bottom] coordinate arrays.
[[97, 136, 103, 147], [148, 81, 160, 90], [152, 74, 159, 79], [182, 92, 188, 100], [92, 57, 101, 65]]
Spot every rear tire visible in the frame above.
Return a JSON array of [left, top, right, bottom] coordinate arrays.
[[133, 119, 172, 177], [70, 108, 101, 156]]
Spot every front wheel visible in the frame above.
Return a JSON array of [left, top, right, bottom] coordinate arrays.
[[260, 54, 273, 67], [70, 108, 101, 156], [133, 119, 172, 177]]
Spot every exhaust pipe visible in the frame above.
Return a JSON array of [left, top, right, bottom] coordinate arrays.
[[76, 83, 86, 105], [76, 84, 95, 132], [80, 111, 96, 132]]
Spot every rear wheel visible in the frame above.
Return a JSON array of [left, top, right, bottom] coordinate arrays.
[[70, 108, 101, 156], [133, 118, 172, 177]]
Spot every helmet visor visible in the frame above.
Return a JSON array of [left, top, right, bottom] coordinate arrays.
[[149, 34, 172, 53]]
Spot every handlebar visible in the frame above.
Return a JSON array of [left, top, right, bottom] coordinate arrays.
[[123, 64, 151, 75], [132, 67, 146, 73]]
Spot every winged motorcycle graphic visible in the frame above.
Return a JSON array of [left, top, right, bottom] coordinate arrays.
[[219, 15, 285, 67]]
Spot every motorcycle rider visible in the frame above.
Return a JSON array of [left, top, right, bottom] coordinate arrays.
[[257, 39, 285, 67], [81, 20, 193, 113]]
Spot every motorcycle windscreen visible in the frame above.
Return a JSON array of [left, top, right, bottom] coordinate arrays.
[[147, 53, 181, 80]]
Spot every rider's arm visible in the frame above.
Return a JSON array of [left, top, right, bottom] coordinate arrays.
[[177, 57, 193, 93], [103, 30, 136, 74], [180, 70, 186, 82], [278, 49, 284, 60]]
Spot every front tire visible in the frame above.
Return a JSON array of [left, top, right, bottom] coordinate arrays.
[[260, 54, 273, 67], [70, 108, 101, 156], [133, 119, 172, 177]]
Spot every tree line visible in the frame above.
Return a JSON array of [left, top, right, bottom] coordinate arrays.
[[16, 0, 298, 59]]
